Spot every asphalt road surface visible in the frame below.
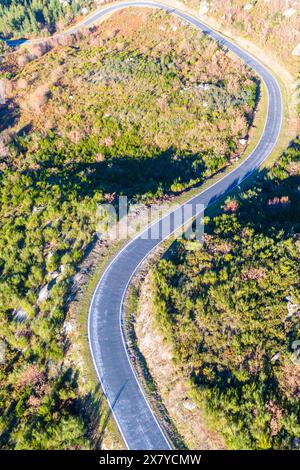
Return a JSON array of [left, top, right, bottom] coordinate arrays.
[[87, 1, 282, 451], [7, 1, 283, 450]]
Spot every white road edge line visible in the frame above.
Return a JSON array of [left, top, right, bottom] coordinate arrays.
[[86, 1, 283, 450]]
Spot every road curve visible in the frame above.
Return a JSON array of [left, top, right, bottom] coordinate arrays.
[[8, 1, 283, 450], [85, 1, 283, 450]]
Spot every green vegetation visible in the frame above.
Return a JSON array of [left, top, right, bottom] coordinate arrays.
[[206, 0, 300, 76], [152, 138, 300, 449], [1, 10, 258, 194], [0, 9, 258, 449], [0, 0, 92, 39]]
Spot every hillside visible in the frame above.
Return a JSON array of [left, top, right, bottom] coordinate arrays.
[[199, 0, 300, 76], [0, 8, 258, 449], [151, 137, 300, 449], [0, 0, 93, 39]]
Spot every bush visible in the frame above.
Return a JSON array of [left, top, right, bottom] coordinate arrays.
[[151, 139, 300, 449]]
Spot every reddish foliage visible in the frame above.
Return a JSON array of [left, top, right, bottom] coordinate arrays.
[[104, 192, 116, 203], [17, 365, 45, 388], [224, 199, 239, 213], [287, 162, 300, 175], [242, 267, 266, 281], [266, 401, 282, 437]]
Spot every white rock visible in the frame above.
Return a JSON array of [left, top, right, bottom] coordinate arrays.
[[271, 352, 280, 363], [38, 285, 50, 302], [286, 301, 299, 320], [63, 322, 73, 334], [283, 8, 297, 18], [244, 4, 253, 11], [0, 138, 8, 158], [239, 138, 248, 146], [292, 43, 300, 56], [198, 83, 211, 90], [49, 271, 59, 280], [288, 302, 298, 314], [0, 80, 6, 105], [73, 272, 83, 283], [14, 308, 28, 323], [183, 400, 197, 411], [199, 0, 209, 15]]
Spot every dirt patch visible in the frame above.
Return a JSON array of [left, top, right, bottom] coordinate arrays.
[[135, 273, 225, 450]]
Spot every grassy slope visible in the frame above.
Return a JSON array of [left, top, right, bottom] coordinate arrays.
[[207, 0, 300, 77], [151, 137, 300, 450], [0, 8, 258, 449]]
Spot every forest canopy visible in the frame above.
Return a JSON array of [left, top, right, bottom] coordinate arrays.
[[151, 139, 300, 449], [0, 0, 92, 38]]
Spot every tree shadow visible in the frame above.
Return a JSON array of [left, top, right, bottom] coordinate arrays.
[[17, 122, 33, 137], [0, 98, 20, 132], [78, 383, 120, 449], [202, 138, 300, 238], [229, 168, 300, 237], [24, 147, 208, 203], [163, 138, 300, 264], [53, 368, 115, 448], [4, 38, 28, 47]]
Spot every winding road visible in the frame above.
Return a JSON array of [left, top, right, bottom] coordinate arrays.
[[8, 1, 283, 450], [87, 1, 283, 451]]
